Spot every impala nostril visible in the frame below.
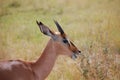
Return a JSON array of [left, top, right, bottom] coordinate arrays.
[[78, 50, 81, 53]]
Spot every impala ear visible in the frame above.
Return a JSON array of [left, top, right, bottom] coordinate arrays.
[[54, 20, 65, 35], [36, 21, 55, 37]]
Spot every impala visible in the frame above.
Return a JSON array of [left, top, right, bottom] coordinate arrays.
[[0, 20, 81, 80]]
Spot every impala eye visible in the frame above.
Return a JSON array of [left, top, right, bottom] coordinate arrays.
[[63, 39, 68, 43]]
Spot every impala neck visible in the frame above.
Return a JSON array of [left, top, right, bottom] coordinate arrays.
[[32, 39, 58, 80]]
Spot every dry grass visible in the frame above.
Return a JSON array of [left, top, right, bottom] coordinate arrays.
[[0, 0, 120, 80]]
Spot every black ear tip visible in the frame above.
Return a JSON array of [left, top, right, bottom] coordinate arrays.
[[36, 20, 43, 25], [36, 20, 39, 24], [53, 20, 58, 25], [53, 19, 57, 23]]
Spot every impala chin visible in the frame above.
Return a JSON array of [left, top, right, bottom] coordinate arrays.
[[71, 53, 77, 60]]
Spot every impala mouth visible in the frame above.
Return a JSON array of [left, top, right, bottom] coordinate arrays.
[[71, 51, 81, 60]]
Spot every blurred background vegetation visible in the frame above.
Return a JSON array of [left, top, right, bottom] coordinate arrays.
[[0, 0, 120, 80]]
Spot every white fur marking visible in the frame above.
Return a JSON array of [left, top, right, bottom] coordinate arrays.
[[0, 61, 21, 70]]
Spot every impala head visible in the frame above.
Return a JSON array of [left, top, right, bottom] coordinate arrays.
[[36, 20, 81, 59]]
